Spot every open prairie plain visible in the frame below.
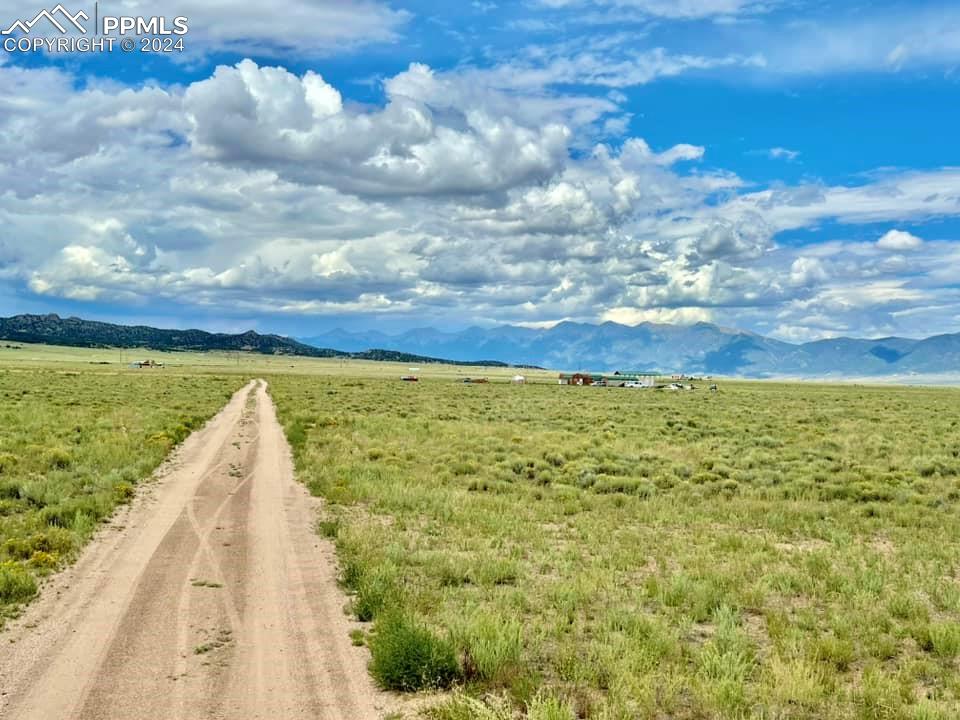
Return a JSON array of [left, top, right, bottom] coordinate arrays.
[[269, 374, 960, 720], [2, 345, 960, 720]]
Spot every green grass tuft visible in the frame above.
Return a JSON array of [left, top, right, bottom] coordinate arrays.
[[0, 561, 38, 604], [369, 612, 461, 691]]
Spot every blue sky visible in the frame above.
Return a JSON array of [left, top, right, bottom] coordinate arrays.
[[1, 0, 959, 342]]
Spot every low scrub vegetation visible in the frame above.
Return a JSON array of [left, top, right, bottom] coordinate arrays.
[[369, 611, 461, 691], [0, 369, 242, 622], [269, 375, 960, 719]]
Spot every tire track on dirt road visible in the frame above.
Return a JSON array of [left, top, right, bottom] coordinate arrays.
[[0, 379, 396, 720]]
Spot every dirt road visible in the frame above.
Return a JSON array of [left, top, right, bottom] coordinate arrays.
[[0, 380, 394, 720]]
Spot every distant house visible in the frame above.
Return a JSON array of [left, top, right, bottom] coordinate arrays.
[[558, 371, 659, 387], [560, 372, 595, 386]]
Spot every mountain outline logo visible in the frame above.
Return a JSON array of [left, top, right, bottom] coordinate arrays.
[[1, 5, 89, 35]]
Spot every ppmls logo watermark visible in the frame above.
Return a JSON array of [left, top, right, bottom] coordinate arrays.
[[2, 4, 188, 54]]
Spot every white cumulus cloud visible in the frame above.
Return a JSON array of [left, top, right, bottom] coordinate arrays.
[[2, 57, 960, 339], [184, 60, 571, 196], [877, 229, 923, 251], [602, 306, 714, 325]]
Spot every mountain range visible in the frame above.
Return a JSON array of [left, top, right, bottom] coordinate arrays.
[[300, 321, 960, 377], [0, 314, 514, 367], [1, 313, 957, 377], [0, 313, 339, 357]]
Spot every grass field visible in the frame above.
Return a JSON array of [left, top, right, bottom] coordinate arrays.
[[269, 375, 960, 720], [0, 341, 557, 381], [0, 367, 244, 621], [3, 344, 960, 718], [0, 344, 546, 626]]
